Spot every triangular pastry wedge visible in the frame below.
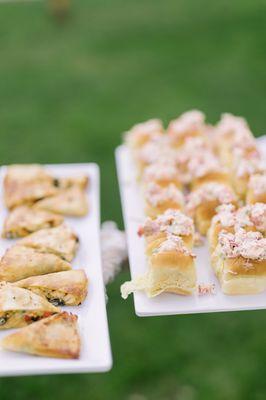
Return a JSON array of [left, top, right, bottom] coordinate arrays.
[[2, 205, 63, 239], [13, 270, 88, 306], [0, 283, 59, 329], [4, 164, 57, 210], [53, 175, 89, 190], [35, 187, 88, 217], [20, 224, 79, 262], [4, 164, 52, 184], [4, 181, 57, 210], [0, 246, 71, 282], [1, 312, 80, 358]]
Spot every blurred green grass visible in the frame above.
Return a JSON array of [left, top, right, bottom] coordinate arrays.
[[0, 1, 266, 399]]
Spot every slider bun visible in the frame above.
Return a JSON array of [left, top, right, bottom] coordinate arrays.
[[147, 251, 196, 296], [145, 202, 183, 219], [207, 221, 234, 254], [194, 199, 221, 235], [191, 171, 231, 190], [246, 189, 266, 205], [212, 253, 266, 295], [146, 233, 194, 256]]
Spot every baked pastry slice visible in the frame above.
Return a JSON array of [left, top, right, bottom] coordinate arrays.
[[35, 187, 88, 217], [138, 209, 194, 255], [4, 181, 57, 210], [53, 175, 89, 190], [13, 270, 88, 306], [144, 183, 184, 218], [121, 235, 196, 298], [4, 164, 52, 184], [246, 174, 266, 204], [1, 312, 80, 359], [0, 246, 71, 282], [0, 284, 59, 329], [2, 205, 63, 238], [212, 229, 266, 295], [187, 182, 237, 235], [4, 164, 57, 209], [20, 224, 79, 262]]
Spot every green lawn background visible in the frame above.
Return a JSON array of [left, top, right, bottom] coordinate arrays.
[[0, 1, 266, 399]]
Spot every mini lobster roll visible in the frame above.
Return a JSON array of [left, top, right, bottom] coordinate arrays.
[[186, 151, 231, 190], [186, 182, 237, 235], [174, 137, 212, 186], [211, 228, 266, 295], [230, 153, 266, 200], [246, 174, 266, 204], [173, 136, 229, 189], [208, 203, 266, 254], [167, 110, 207, 148], [134, 135, 177, 177], [213, 113, 254, 166], [207, 204, 237, 254], [138, 209, 195, 256], [121, 234, 197, 299], [213, 113, 265, 199], [144, 182, 185, 218], [124, 119, 164, 152], [141, 161, 183, 190]]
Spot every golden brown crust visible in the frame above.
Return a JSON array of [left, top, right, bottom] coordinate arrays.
[[150, 251, 195, 272], [4, 164, 52, 183], [4, 164, 57, 210], [1, 312, 80, 358], [0, 284, 59, 329], [222, 256, 266, 277], [19, 224, 79, 262], [208, 220, 235, 253], [146, 233, 194, 256], [35, 187, 88, 217], [247, 191, 266, 204], [211, 254, 266, 295], [4, 180, 57, 210], [194, 199, 221, 235], [191, 171, 231, 190], [13, 270, 88, 306], [0, 246, 71, 282], [54, 175, 89, 190], [145, 201, 183, 219], [2, 206, 63, 239]]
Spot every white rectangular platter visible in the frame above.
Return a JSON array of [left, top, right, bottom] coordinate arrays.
[[0, 163, 112, 376], [115, 137, 266, 317]]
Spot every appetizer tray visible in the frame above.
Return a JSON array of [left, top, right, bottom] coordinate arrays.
[[0, 163, 112, 376], [115, 137, 266, 317]]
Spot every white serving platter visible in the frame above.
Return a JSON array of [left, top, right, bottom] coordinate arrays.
[[0, 163, 112, 376], [115, 137, 266, 317]]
